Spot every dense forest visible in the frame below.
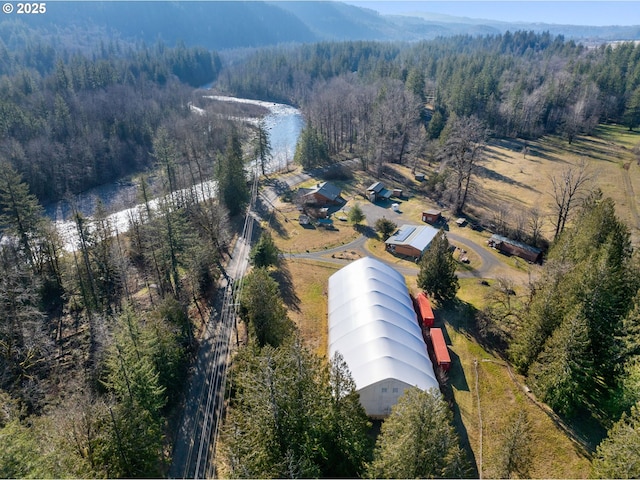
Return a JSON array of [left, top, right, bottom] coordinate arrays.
[[0, 20, 221, 204], [3, 16, 640, 477], [222, 32, 640, 143]]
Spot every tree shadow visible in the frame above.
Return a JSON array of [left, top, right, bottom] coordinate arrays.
[[475, 165, 539, 192], [271, 261, 301, 312], [263, 178, 292, 197], [432, 330, 477, 478], [264, 208, 290, 239], [357, 225, 377, 239]]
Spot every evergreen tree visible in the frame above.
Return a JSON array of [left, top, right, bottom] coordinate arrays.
[[513, 194, 638, 418], [223, 341, 372, 478], [405, 67, 426, 102], [218, 132, 250, 216], [250, 231, 280, 268], [153, 127, 179, 194], [223, 340, 326, 478], [591, 403, 640, 478], [417, 230, 459, 303], [253, 120, 272, 176], [374, 217, 397, 241], [0, 161, 45, 269], [155, 197, 191, 297], [294, 126, 330, 169], [90, 200, 124, 309], [623, 86, 640, 131], [239, 267, 293, 348], [322, 352, 373, 477], [367, 387, 468, 478], [101, 308, 167, 477], [528, 308, 594, 415], [0, 419, 41, 478], [348, 203, 366, 228]]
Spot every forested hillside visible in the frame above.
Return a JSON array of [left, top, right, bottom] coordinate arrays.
[[0, 22, 221, 204], [221, 32, 640, 140], [14, 1, 640, 50], [0, 21, 253, 476]]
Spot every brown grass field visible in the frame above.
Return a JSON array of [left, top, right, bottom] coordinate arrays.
[[472, 125, 640, 244], [258, 126, 640, 477], [263, 202, 360, 255]]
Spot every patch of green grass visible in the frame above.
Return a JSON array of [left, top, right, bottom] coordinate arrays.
[[438, 301, 592, 478], [596, 124, 640, 149], [457, 277, 492, 310]]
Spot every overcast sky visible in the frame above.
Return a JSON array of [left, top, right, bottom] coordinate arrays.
[[344, 1, 640, 26]]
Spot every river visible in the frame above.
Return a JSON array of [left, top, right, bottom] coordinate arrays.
[[47, 96, 304, 250]]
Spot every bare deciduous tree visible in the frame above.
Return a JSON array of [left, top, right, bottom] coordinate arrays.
[[549, 159, 592, 240], [440, 115, 488, 215], [528, 207, 545, 247], [493, 410, 532, 479]]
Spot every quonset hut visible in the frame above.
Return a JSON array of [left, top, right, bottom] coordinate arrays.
[[328, 257, 439, 418]]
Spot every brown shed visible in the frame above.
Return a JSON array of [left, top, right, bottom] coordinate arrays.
[[422, 209, 442, 224], [385, 224, 440, 259], [488, 234, 542, 263], [302, 182, 343, 206]]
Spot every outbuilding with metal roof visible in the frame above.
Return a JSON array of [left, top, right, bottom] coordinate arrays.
[[385, 224, 440, 258], [328, 257, 439, 418]]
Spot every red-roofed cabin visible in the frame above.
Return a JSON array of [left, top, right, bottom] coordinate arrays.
[[430, 328, 451, 372], [415, 292, 435, 328]]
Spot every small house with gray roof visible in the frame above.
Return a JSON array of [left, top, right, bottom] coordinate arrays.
[[385, 224, 440, 259], [300, 181, 344, 206]]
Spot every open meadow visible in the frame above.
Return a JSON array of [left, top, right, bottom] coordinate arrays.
[[470, 125, 640, 243]]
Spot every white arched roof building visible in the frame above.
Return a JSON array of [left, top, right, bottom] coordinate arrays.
[[328, 257, 439, 418]]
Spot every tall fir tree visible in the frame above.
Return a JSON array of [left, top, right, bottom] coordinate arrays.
[[0, 161, 45, 269], [294, 126, 330, 170], [367, 387, 468, 478], [591, 402, 640, 478], [218, 132, 249, 216], [417, 230, 459, 303]]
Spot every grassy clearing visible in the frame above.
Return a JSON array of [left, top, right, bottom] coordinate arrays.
[[263, 203, 359, 254], [279, 258, 338, 357], [440, 298, 592, 478], [473, 126, 640, 243]]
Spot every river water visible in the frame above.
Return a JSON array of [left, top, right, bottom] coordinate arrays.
[[47, 96, 304, 250]]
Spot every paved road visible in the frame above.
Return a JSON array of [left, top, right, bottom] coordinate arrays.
[[285, 196, 505, 280], [170, 182, 257, 479]]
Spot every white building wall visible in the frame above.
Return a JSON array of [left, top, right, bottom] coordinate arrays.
[[358, 379, 414, 418]]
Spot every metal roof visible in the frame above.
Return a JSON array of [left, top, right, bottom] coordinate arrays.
[[385, 224, 440, 253], [489, 233, 541, 255], [367, 181, 384, 193], [306, 181, 342, 201], [328, 257, 438, 393]]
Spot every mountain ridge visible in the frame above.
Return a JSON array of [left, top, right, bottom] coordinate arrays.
[[7, 0, 640, 50]]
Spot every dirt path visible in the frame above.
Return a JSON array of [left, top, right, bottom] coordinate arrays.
[[622, 162, 640, 231]]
